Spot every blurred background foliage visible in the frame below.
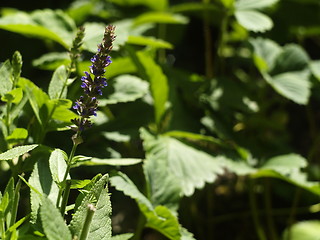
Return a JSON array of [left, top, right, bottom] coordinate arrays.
[[0, 0, 320, 239]]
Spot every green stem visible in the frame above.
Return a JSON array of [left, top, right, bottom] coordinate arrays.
[[56, 140, 79, 209], [0, 217, 5, 240], [264, 179, 278, 240], [9, 176, 22, 227], [286, 188, 301, 240], [60, 180, 71, 215], [131, 213, 146, 240], [79, 204, 96, 240], [158, 24, 166, 64], [249, 179, 267, 240]]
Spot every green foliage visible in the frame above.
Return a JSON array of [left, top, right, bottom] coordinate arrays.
[[283, 221, 320, 240], [0, 145, 38, 161]]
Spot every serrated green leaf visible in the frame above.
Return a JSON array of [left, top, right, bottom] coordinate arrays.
[[40, 197, 72, 240], [235, 10, 273, 32], [49, 149, 69, 184], [29, 158, 59, 223], [0, 144, 38, 161], [236, 0, 279, 10], [69, 174, 109, 238], [141, 128, 225, 196], [87, 188, 112, 240], [128, 35, 173, 49], [270, 44, 310, 75], [137, 52, 168, 126], [104, 75, 149, 104], [49, 65, 68, 99], [32, 52, 70, 71], [250, 37, 281, 72], [261, 154, 307, 175], [1, 88, 23, 103], [263, 71, 311, 105], [0, 60, 13, 96], [134, 12, 188, 26], [145, 205, 181, 240], [0, 10, 76, 48], [283, 220, 320, 240], [110, 172, 153, 211]]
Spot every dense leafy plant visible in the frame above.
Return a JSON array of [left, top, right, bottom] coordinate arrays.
[[0, 0, 319, 239]]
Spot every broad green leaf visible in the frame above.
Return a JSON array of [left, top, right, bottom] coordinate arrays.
[[87, 188, 112, 240], [235, 0, 279, 10], [270, 44, 310, 75], [261, 153, 307, 175], [48, 65, 68, 99], [50, 99, 77, 122], [0, 60, 13, 96], [263, 71, 311, 105], [111, 233, 134, 240], [235, 10, 273, 32], [29, 158, 59, 223], [104, 75, 149, 104], [32, 52, 70, 71], [137, 52, 169, 126], [143, 151, 181, 211], [6, 128, 28, 144], [250, 38, 281, 72], [134, 12, 188, 26], [128, 35, 173, 49], [110, 172, 153, 211], [310, 60, 320, 81], [283, 220, 320, 240], [144, 205, 181, 240], [69, 174, 109, 238], [0, 144, 38, 160], [70, 179, 91, 189], [110, 0, 168, 11], [40, 197, 72, 240], [1, 88, 23, 104], [103, 131, 131, 142], [48, 149, 69, 184], [141, 128, 225, 196], [0, 10, 76, 48]]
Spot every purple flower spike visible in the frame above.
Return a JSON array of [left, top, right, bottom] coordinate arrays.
[[71, 25, 116, 132]]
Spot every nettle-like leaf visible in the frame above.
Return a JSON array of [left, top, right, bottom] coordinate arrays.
[[235, 0, 278, 32], [250, 38, 311, 105], [103, 75, 149, 104], [0, 144, 38, 161], [40, 197, 72, 240], [110, 172, 187, 240], [141, 128, 225, 197], [282, 220, 320, 240], [29, 158, 59, 223], [69, 174, 111, 239], [48, 65, 68, 100], [0, 9, 76, 48]]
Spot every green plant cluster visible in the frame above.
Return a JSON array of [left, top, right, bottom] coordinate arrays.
[[0, 0, 319, 240]]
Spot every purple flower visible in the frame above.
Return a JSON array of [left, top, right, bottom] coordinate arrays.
[[72, 25, 116, 132]]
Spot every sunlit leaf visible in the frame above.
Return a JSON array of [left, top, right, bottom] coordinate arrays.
[[235, 10, 273, 32], [32, 52, 70, 71], [236, 0, 279, 10], [48, 65, 68, 99], [134, 12, 188, 26], [110, 0, 168, 11], [283, 220, 320, 240], [1, 88, 23, 103], [0, 144, 38, 161], [128, 35, 173, 49], [49, 149, 69, 184], [0, 60, 13, 96]]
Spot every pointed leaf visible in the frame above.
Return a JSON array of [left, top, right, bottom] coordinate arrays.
[[0, 60, 13, 96], [128, 35, 173, 49], [283, 220, 320, 240], [137, 52, 169, 125], [134, 12, 188, 26], [29, 159, 59, 222], [0, 144, 38, 161], [87, 188, 112, 240], [1, 88, 23, 103], [235, 10, 273, 32], [49, 65, 68, 99], [32, 52, 70, 71], [40, 197, 72, 240], [69, 174, 109, 238], [49, 149, 69, 184]]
